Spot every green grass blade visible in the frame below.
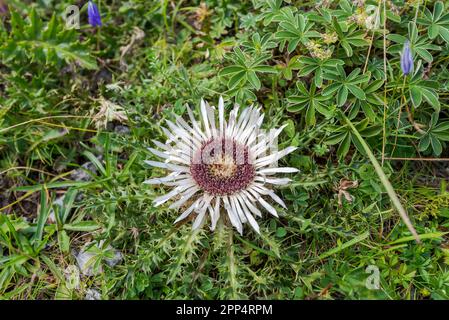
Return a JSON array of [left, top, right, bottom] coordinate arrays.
[[342, 113, 421, 243]]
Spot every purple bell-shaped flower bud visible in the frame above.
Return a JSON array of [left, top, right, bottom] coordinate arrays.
[[87, 1, 102, 27], [400, 40, 413, 76]]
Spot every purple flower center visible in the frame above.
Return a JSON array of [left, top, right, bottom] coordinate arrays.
[[190, 138, 255, 196]]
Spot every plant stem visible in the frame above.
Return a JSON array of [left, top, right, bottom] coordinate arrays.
[[381, 0, 388, 166], [341, 112, 421, 244]]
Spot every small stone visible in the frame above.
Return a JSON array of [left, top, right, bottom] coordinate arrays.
[[85, 289, 102, 300], [71, 162, 98, 182], [47, 195, 65, 224], [114, 125, 130, 135], [75, 240, 123, 276], [75, 247, 102, 276], [105, 248, 123, 267]]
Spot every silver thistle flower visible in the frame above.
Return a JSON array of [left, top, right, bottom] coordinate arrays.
[[144, 97, 299, 234]]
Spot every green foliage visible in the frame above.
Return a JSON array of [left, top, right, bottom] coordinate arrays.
[[275, 9, 320, 53], [418, 1, 449, 43], [418, 112, 449, 156], [322, 66, 371, 107], [407, 63, 440, 110], [0, 190, 55, 296], [220, 46, 276, 92], [1, 9, 97, 69], [287, 83, 333, 126], [331, 17, 369, 57], [387, 22, 441, 63], [1, 0, 449, 301], [325, 118, 381, 160], [295, 57, 344, 88]]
